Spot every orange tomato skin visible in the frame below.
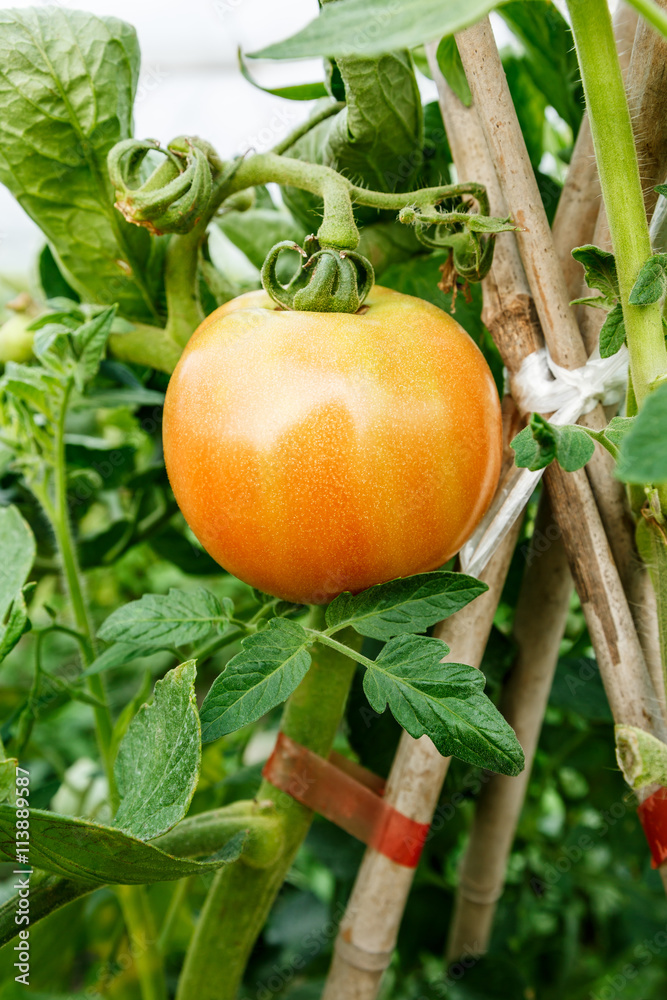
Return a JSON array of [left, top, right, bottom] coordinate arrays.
[[163, 286, 502, 605]]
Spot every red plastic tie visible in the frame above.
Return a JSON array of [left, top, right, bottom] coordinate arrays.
[[262, 732, 430, 868], [638, 787, 667, 867]]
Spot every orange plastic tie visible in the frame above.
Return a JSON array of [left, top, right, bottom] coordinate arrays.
[[262, 732, 430, 868], [638, 787, 667, 867]]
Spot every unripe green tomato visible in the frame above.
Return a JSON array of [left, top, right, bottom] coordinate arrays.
[[163, 287, 502, 605], [0, 313, 34, 363]]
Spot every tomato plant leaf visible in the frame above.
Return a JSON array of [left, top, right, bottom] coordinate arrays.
[[80, 643, 159, 678], [282, 50, 423, 232], [599, 303, 626, 359], [70, 307, 117, 387], [603, 415, 635, 450], [616, 383, 667, 484], [0, 588, 31, 666], [628, 255, 667, 305], [550, 425, 596, 473], [1, 363, 62, 415], [0, 7, 163, 323], [512, 416, 596, 473], [238, 48, 328, 100], [0, 804, 245, 884], [251, 0, 501, 59], [0, 757, 17, 804], [200, 619, 312, 743], [98, 588, 232, 648], [0, 505, 35, 623], [436, 36, 471, 107], [511, 415, 557, 471], [570, 245, 619, 303], [114, 662, 201, 841], [362, 635, 524, 775], [326, 572, 488, 640]]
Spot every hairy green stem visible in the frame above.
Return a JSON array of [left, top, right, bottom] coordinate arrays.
[[175, 623, 361, 1000], [164, 226, 207, 347], [53, 380, 115, 792], [116, 884, 167, 1000], [271, 100, 345, 155], [568, 0, 667, 404], [51, 380, 167, 1000]]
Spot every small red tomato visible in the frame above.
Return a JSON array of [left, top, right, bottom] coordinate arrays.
[[163, 287, 502, 604]]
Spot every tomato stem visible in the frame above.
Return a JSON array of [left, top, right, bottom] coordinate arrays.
[[568, 0, 667, 686], [567, 0, 667, 406], [175, 620, 362, 1000]]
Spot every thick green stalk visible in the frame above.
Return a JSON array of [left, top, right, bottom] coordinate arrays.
[[52, 380, 167, 1000], [53, 380, 115, 790], [175, 625, 361, 1000], [164, 225, 207, 347], [568, 0, 667, 405], [117, 884, 167, 1000]]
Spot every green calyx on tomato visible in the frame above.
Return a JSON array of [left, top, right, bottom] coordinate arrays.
[[163, 286, 502, 605], [261, 236, 375, 313]]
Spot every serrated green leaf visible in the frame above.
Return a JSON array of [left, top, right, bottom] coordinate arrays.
[[2, 363, 61, 414], [326, 572, 487, 640], [251, 0, 500, 59], [33, 325, 77, 380], [71, 307, 116, 387], [0, 506, 35, 622], [0, 804, 245, 884], [511, 415, 557, 471], [616, 383, 667, 483], [511, 417, 595, 473], [436, 35, 471, 106], [553, 425, 596, 473], [0, 8, 162, 322], [98, 588, 231, 648], [466, 215, 518, 234], [362, 634, 524, 774], [114, 662, 201, 841], [200, 619, 312, 743], [599, 302, 626, 358], [571, 245, 619, 302], [629, 255, 667, 305]]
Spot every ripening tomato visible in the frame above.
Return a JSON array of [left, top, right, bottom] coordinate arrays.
[[163, 286, 502, 605]]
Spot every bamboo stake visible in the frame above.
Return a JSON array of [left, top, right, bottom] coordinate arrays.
[[442, 10, 667, 957], [447, 495, 571, 959], [455, 17, 664, 741], [433, 54, 574, 961], [321, 521, 522, 1000]]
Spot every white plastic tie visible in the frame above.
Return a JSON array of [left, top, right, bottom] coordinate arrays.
[[459, 345, 629, 578]]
